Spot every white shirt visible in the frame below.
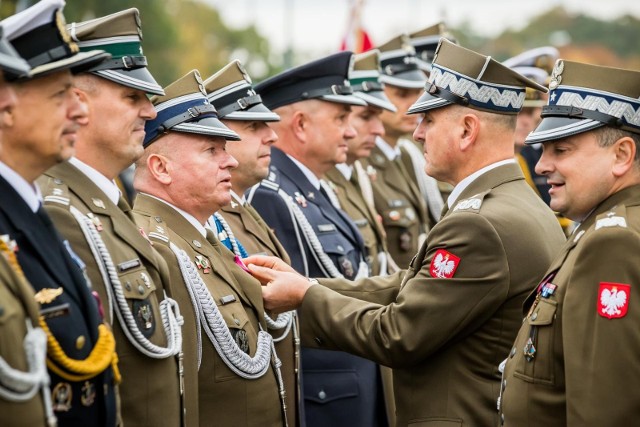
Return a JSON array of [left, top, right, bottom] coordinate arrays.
[[375, 136, 402, 161], [69, 157, 121, 205], [0, 161, 42, 213], [287, 154, 320, 190], [143, 193, 207, 238], [447, 159, 517, 208], [230, 190, 246, 206], [335, 163, 353, 181]]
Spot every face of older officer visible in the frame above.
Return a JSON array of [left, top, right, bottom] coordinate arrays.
[[380, 85, 422, 140], [345, 104, 385, 165], [536, 128, 640, 222], [135, 133, 239, 224], [0, 70, 88, 182], [223, 119, 278, 193], [0, 71, 17, 146], [72, 75, 157, 179], [272, 99, 356, 177], [413, 104, 517, 186]]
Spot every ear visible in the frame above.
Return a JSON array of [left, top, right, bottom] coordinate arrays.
[[291, 110, 308, 142], [459, 113, 481, 152], [612, 136, 637, 177], [147, 153, 172, 185]]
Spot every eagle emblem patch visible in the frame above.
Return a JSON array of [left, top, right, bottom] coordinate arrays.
[[598, 282, 630, 319], [429, 249, 460, 279]]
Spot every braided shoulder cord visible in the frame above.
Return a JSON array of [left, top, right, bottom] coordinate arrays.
[[69, 206, 183, 359], [169, 242, 272, 379]]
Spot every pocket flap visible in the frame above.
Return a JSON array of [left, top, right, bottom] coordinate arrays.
[[303, 371, 359, 404], [529, 298, 557, 326]]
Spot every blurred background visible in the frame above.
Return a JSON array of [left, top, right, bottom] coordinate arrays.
[[2, 0, 638, 86]]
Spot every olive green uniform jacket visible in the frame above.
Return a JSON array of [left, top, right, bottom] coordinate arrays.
[[362, 144, 430, 267], [298, 163, 565, 426], [0, 242, 46, 426], [219, 199, 300, 427], [500, 184, 640, 427], [132, 193, 283, 427], [39, 162, 183, 427]]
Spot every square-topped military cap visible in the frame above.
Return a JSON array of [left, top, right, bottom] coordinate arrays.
[[1, 0, 109, 79], [407, 39, 547, 116], [409, 22, 457, 73], [377, 33, 426, 89], [0, 25, 30, 80], [68, 8, 164, 96], [526, 60, 640, 144], [349, 49, 396, 112], [204, 60, 280, 121], [255, 51, 366, 110], [144, 70, 240, 147]]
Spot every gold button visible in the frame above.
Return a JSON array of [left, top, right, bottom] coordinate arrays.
[[76, 335, 86, 350]]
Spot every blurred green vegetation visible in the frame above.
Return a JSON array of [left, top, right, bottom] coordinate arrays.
[[1, 2, 638, 83]]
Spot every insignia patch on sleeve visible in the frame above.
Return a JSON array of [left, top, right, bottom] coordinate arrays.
[[429, 249, 460, 279], [598, 282, 630, 319]]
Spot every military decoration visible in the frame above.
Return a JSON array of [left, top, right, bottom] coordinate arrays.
[[366, 165, 377, 181], [0, 234, 19, 253], [294, 192, 307, 208], [134, 299, 156, 338], [81, 381, 96, 407], [195, 255, 211, 274], [598, 282, 630, 319], [52, 382, 72, 412], [523, 337, 536, 361], [429, 249, 460, 279], [86, 213, 103, 232], [339, 256, 354, 279], [34, 288, 64, 304]]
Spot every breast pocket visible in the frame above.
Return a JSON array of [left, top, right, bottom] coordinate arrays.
[[316, 229, 359, 279], [119, 266, 160, 340], [513, 298, 558, 385], [213, 300, 253, 382]]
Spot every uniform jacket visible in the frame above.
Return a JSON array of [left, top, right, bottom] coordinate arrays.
[[250, 148, 387, 427], [0, 243, 46, 426], [501, 184, 640, 427], [39, 162, 183, 427], [0, 175, 117, 427], [362, 144, 430, 267], [132, 194, 283, 427], [300, 163, 565, 426], [325, 166, 388, 276], [219, 200, 300, 427]]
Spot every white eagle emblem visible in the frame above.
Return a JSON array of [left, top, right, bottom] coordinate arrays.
[[430, 249, 460, 279], [600, 287, 628, 317]]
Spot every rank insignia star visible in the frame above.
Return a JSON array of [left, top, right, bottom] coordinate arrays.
[[195, 255, 211, 273]]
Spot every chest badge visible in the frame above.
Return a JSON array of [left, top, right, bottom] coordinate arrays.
[[429, 249, 460, 279], [598, 282, 630, 319], [195, 255, 211, 274]]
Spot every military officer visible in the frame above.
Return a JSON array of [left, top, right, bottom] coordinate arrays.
[[250, 52, 388, 427], [409, 22, 457, 76], [500, 61, 640, 427], [203, 59, 301, 427], [246, 40, 566, 426], [324, 49, 398, 278], [0, 1, 119, 426], [36, 9, 186, 427], [365, 34, 433, 267], [0, 23, 53, 427], [132, 71, 286, 427]]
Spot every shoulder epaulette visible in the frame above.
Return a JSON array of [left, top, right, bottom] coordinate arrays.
[[595, 205, 628, 230], [451, 191, 490, 214], [259, 178, 280, 192], [41, 176, 71, 208]]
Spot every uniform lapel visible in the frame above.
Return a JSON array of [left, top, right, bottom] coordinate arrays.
[[220, 203, 279, 255]]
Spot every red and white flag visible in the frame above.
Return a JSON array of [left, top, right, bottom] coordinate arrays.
[[340, 0, 373, 53]]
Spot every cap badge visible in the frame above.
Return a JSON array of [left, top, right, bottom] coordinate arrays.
[[549, 60, 564, 90], [55, 10, 78, 53], [238, 62, 252, 84], [598, 282, 630, 319]]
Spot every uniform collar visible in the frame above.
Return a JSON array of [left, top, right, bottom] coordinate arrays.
[[230, 190, 246, 205], [375, 136, 402, 161], [286, 154, 321, 190], [0, 160, 42, 213], [68, 157, 121, 205], [335, 162, 353, 180], [447, 159, 517, 207], [143, 193, 207, 238]]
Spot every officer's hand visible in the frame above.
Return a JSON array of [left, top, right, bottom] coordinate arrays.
[[248, 264, 311, 312], [243, 255, 296, 273]]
